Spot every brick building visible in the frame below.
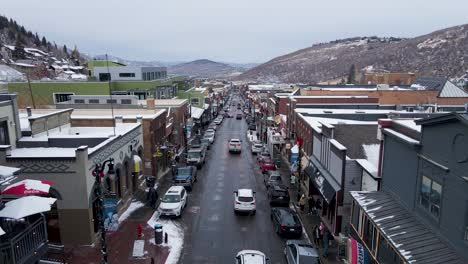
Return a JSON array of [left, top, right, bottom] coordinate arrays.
[[69, 108, 167, 178], [361, 72, 417, 85]]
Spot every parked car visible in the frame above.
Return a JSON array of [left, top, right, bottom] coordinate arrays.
[[236, 250, 269, 264], [267, 184, 290, 206], [234, 189, 256, 215], [284, 240, 321, 264], [251, 141, 263, 154], [236, 113, 242, 120], [204, 130, 215, 143], [214, 118, 222, 125], [271, 208, 302, 238], [260, 159, 277, 174], [248, 123, 257, 131], [264, 171, 283, 188], [224, 112, 232, 118], [158, 186, 188, 217], [173, 166, 197, 190], [229, 138, 242, 153], [208, 124, 217, 131], [200, 138, 211, 150], [187, 144, 206, 169], [257, 151, 271, 163]]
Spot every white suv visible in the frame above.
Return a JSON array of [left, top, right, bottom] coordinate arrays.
[[236, 250, 269, 264], [251, 141, 263, 154], [158, 186, 187, 217], [234, 189, 256, 215], [229, 138, 242, 153]]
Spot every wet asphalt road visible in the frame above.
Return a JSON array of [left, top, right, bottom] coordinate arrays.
[[178, 107, 286, 263]]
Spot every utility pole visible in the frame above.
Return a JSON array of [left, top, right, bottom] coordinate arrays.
[[106, 54, 116, 136], [26, 70, 36, 109]]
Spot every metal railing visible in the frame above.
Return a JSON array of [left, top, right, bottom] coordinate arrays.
[[0, 216, 48, 264]]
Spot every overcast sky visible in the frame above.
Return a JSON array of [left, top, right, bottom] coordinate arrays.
[[3, 0, 468, 63]]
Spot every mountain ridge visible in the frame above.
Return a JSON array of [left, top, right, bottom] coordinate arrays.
[[236, 24, 468, 83]]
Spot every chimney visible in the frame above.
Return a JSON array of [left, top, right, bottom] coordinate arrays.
[[147, 98, 155, 110], [26, 107, 32, 117]]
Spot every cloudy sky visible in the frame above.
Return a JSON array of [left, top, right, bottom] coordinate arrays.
[[3, 0, 468, 63]]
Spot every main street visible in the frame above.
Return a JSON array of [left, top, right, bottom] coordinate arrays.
[[178, 101, 286, 263]]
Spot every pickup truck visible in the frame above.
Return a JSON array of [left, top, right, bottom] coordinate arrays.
[[173, 166, 197, 190], [187, 144, 207, 169]]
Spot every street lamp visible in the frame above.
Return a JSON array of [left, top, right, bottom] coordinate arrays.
[[92, 158, 115, 264]]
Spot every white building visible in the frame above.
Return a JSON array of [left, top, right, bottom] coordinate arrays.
[[93, 66, 167, 81]]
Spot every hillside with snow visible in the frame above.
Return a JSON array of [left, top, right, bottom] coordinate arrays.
[[236, 24, 468, 83]]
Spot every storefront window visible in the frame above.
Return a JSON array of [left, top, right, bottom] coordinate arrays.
[[377, 235, 403, 264], [419, 175, 442, 218]]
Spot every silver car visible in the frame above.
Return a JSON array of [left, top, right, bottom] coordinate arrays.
[[251, 141, 263, 154], [284, 240, 321, 264]]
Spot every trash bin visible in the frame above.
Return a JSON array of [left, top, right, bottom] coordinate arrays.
[[154, 223, 163, 245], [275, 159, 281, 168]]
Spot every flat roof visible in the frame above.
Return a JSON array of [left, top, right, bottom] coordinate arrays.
[[299, 115, 376, 132], [393, 119, 422, 132], [295, 108, 406, 115], [11, 123, 140, 158], [71, 108, 166, 120], [140, 99, 188, 107], [351, 191, 465, 264]]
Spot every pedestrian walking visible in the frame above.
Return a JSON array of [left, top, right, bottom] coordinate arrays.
[[313, 225, 321, 248], [315, 198, 322, 216], [299, 194, 306, 212], [290, 173, 296, 186], [307, 196, 315, 215], [148, 187, 158, 209], [323, 229, 331, 257]]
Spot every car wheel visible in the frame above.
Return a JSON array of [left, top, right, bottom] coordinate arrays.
[[252, 210, 256, 215]]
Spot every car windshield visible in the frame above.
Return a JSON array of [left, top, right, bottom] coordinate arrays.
[[254, 144, 263, 148], [238, 196, 253, 202], [162, 194, 180, 203], [271, 176, 282, 181], [177, 168, 191, 175], [299, 255, 319, 264], [205, 132, 214, 136], [273, 190, 288, 196], [188, 152, 200, 159]]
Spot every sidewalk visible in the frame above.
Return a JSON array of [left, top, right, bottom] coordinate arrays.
[[275, 149, 343, 264], [65, 171, 175, 264]]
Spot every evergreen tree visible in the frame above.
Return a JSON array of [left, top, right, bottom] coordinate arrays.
[[20, 25, 26, 35], [7, 28, 15, 39], [63, 45, 68, 54], [347, 64, 356, 84], [71, 45, 80, 61], [34, 33, 41, 46], [13, 34, 26, 59], [41, 36, 47, 46]]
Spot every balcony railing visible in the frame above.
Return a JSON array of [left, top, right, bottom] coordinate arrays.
[[0, 215, 48, 264]]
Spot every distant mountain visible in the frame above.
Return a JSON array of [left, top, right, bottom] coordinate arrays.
[[168, 59, 245, 78], [236, 24, 468, 83], [0, 15, 85, 64]]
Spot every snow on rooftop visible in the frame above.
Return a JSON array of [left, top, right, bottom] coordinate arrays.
[[393, 119, 421, 132], [0, 165, 20, 177], [383, 128, 420, 145], [295, 108, 405, 115], [191, 106, 204, 119], [362, 144, 380, 167], [10, 147, 77, 158]]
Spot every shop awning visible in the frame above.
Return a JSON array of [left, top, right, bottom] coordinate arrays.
[[351, 191, 465, 263], [133, 155, 142, 173], [191, 106, 204, 119], [306, 155, 341, 203]]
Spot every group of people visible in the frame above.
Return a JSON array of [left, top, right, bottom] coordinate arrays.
[[298, 194, 322, 216]]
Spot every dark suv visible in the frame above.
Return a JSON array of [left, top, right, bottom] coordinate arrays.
[[267, 184, 290, 206], [271, 207, 302, 238]]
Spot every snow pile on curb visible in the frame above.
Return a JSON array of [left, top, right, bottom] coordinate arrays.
[[147, 211, 184, 264], [118, 200, 144, 223]]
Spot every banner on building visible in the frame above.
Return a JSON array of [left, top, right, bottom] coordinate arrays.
[[350, 238, 372, 264], [103, 194, 119, 232]]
